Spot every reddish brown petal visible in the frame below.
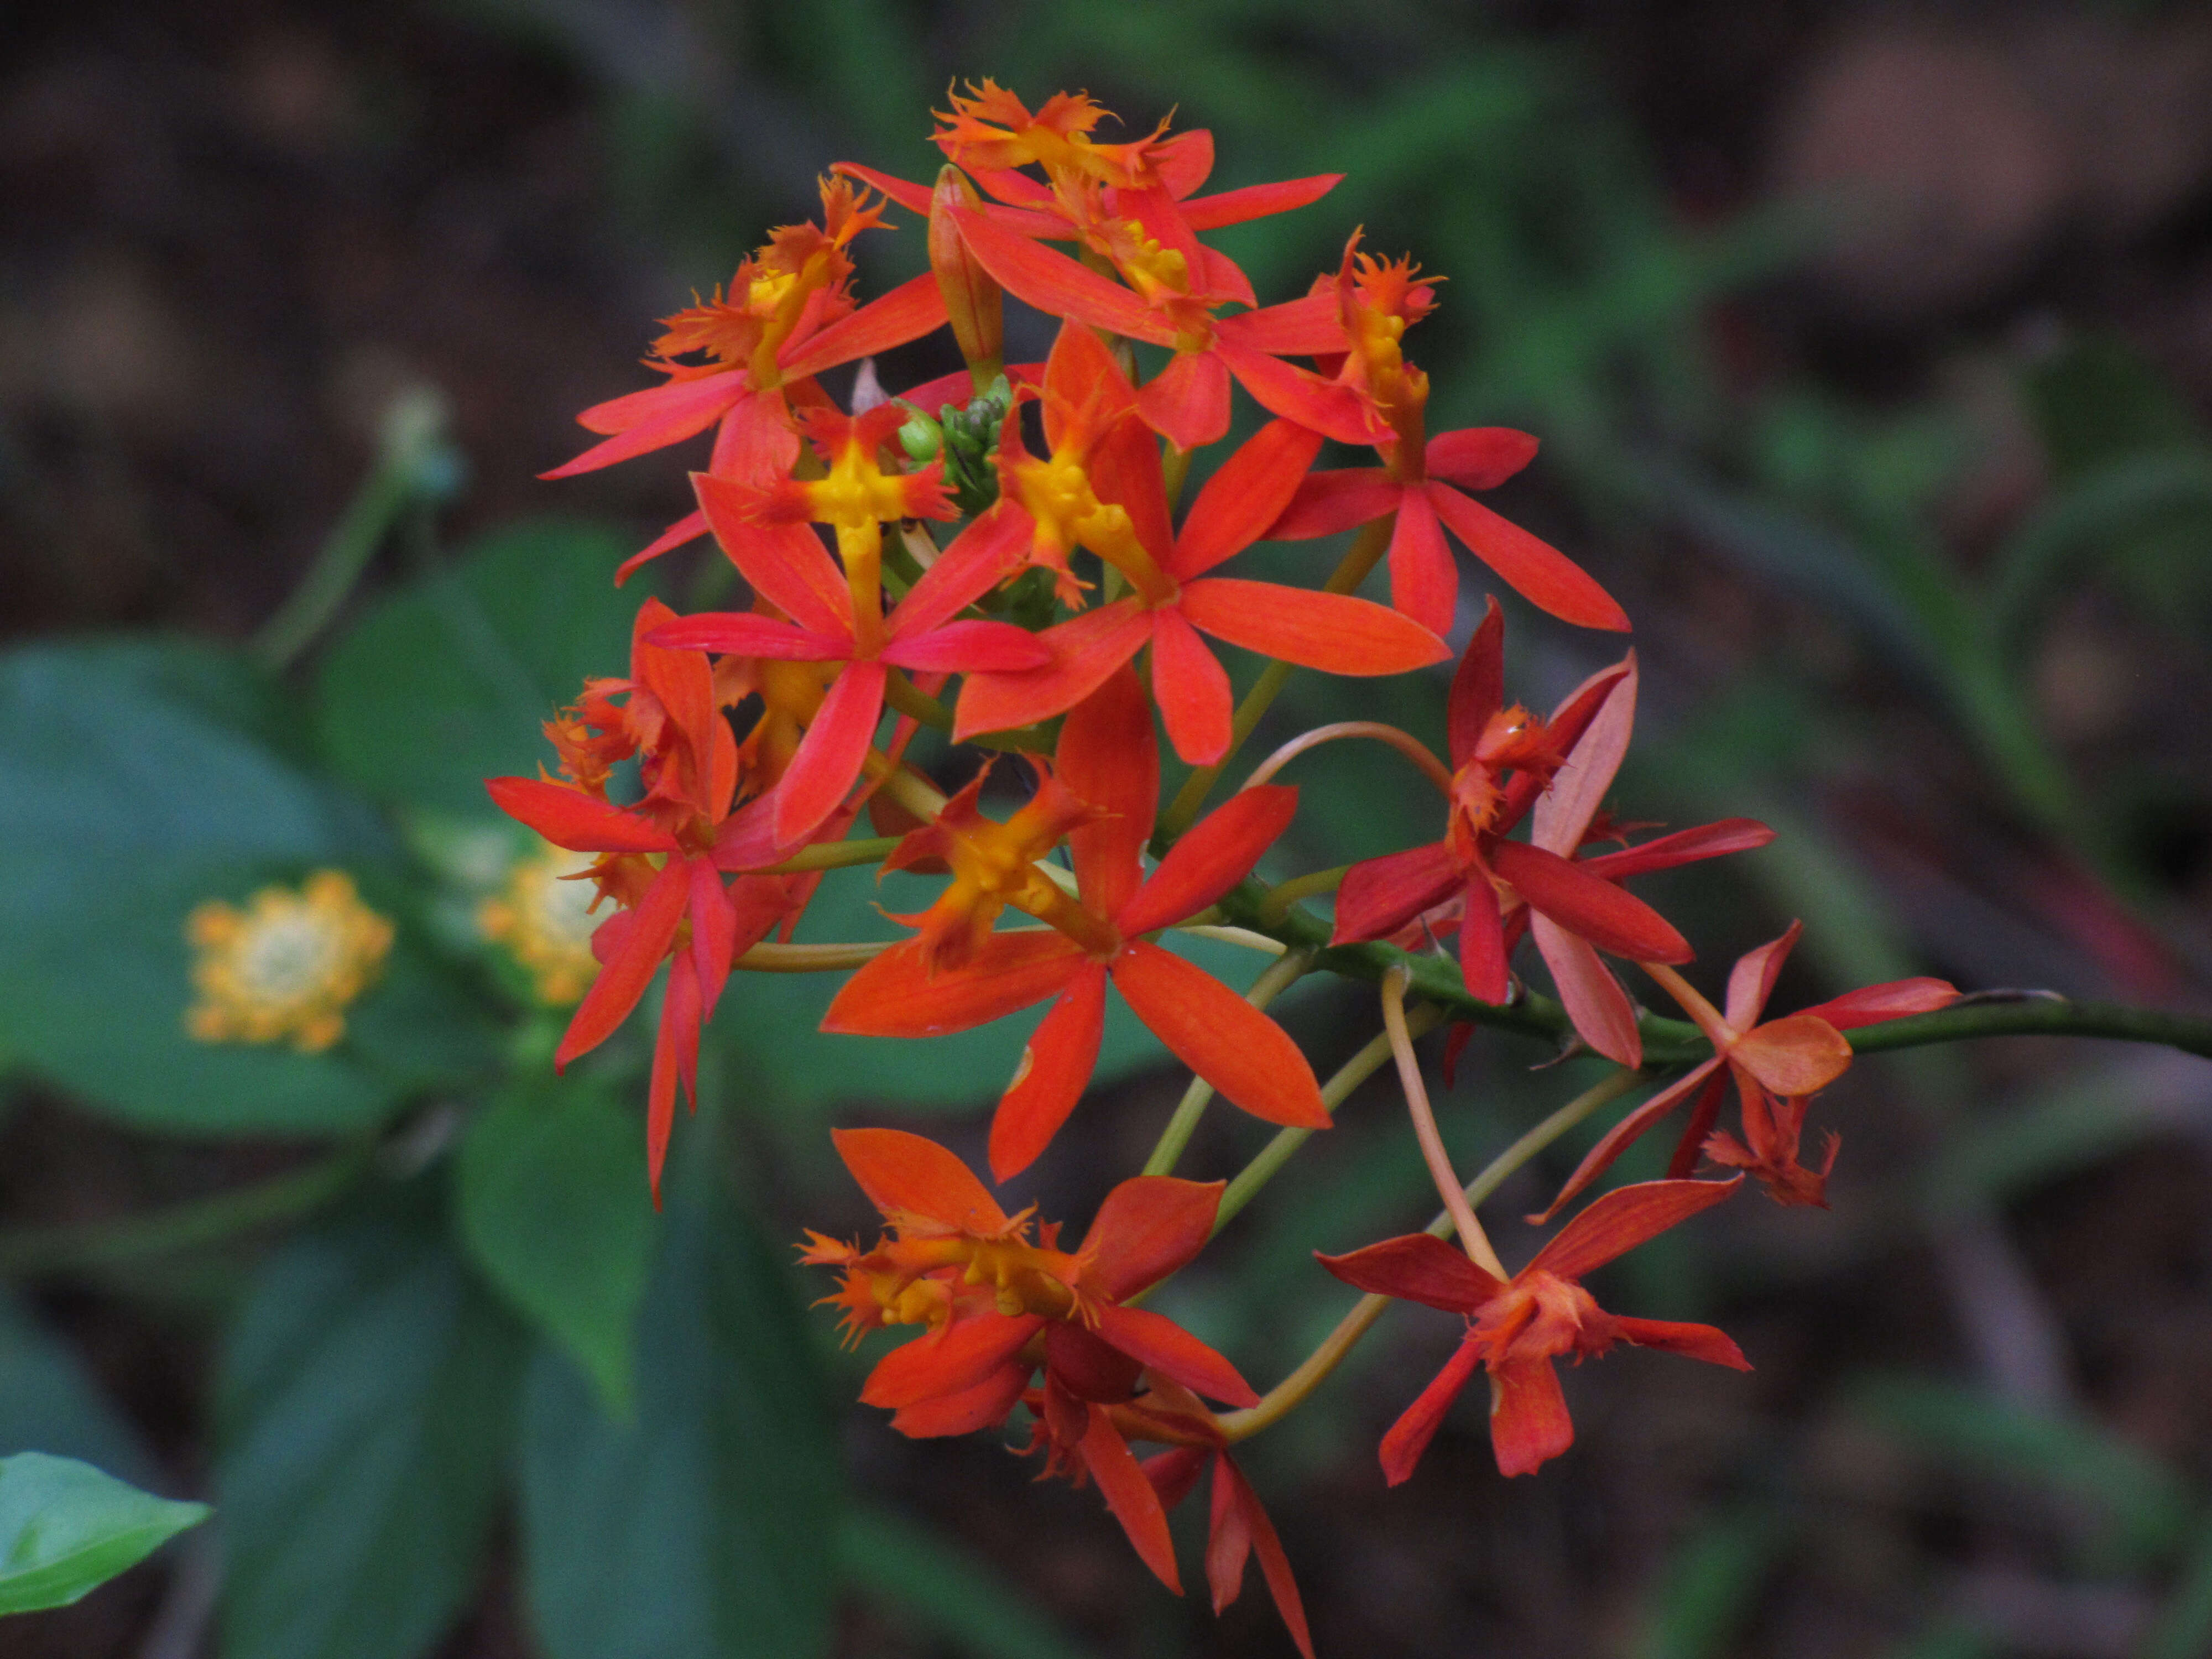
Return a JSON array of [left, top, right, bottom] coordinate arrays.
[[1118, 784, 1296, 937], [1205, 1454, 1252, 1614], [1532, 658, 1636, 855], [777, 270, 950, 380], [1387, 486, 1457, 637], [860, 1312, 1042, 1407], [1609, 1316, 1751, 1371], [1136, 348, 1233, 452], [1489, 1358, 1575, 1478], [953, 600, 1152, 740], [1171, 419, 1324, 580], [1377, 1333, 1485, 1486], [1459, 875, 1511, 1004], [1082, 1176, 1224, 1302], [771, 659, 886, 848], [1043, 1322, 1144, 1402], [1178, 579, 1448, 675], [1533, 1060, 1723, 1223], [486, 778, 679, 854], [952, 208, 1176, 345], [1150, 606, 1234, 766], [889, 1363, 1030, 1438], [1491, 839, 1691, 963], [1265, 469, 1400, 541], [988, 962, 1109, 1182], [1314, 1232, 1501, 1312], [1799, 977, 1960, 1031], [1218, 1455, 1313, 1659], [1730, 1013, 1853, 1097], [1091, 1303, 1259, 1408], [1114, 942, 1331, 1129], [1723, 922, 1802, 1030], [1145, 1445, 1211, 1512], [1080, 1404, 1184, 1593], [1530, 1175, 1742, 1281], [1332, 842, 1464, 945], [1578, 820, 1775, 882], [1426, 481, 1629, 632], [822, 932, 1086, 1037], [1423, 426, 1538, 491], [556, 858, 688, 1068], [1445, 598, 1505, 766], [1531, 916, 1641, 1068], [1058, 665, 1159, 919]]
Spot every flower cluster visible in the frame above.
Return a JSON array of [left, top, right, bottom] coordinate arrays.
[[490, 84, 1961, 1648]]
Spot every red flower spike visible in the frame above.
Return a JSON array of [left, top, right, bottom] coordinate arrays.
[[1540, 926, 1960, 1217], [1317, 1178, 1749, 1481], [832, 670, 1327, 1177]]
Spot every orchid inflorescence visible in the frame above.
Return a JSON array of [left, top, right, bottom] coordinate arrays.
[[488, 83, 1960, 1653]]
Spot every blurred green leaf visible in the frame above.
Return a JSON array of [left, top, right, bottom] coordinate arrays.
[[0, 639, 411, 1135], [217, 1180, 525, 1659], [456, 1081, 654, 1417], [1635, 1503, 1788, 1659], [0, 1295, 157, 1489], [1850, 1375, 2195, 1572], [316, 519, 646, 816], [0, 1453, 207, 1615], [839, 1505, 1096, 1659], [2140, 1515, 2212, 1659], [519, 1159, 841, 1659]]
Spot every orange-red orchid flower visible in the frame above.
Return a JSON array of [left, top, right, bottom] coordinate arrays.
[[1319, 1178, 1749, 1481], [826, 669, 1331, 1178], [1538, 924, 1961, 1217]]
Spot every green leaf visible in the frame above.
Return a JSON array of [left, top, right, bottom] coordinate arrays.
[[0, 1453, 207, 1615], [519, 1165, 842, 1659], [216, 1181, 525, 1659], [316, 519, 648, 816], [456, 1081, 655, 1416], [839, 1505, 1096, 1659], [0, 639, 410, 1135], [0, 1295, 157, 1489]]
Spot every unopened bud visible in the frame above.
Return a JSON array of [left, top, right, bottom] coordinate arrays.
[[895, 405, 943, 463], [928, 165, 1004, 382]]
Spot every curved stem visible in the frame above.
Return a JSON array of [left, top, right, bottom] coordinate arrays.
[[1384, 968, 1506, 1279], [761, 836, 904, 875], [1142, 951, 1313, 1178], [883, 670, 954, 732], [1243, 722, 1454, 796], [1172, 924, 1287, 956], [1257, 866, 1350, 922], [735, 940, 893, 972], [1155, 515, 1397, 846]]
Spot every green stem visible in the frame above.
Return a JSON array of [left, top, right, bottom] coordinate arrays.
[[1141, 950, 1313, 1178], [883, 670, 954, 732], [1155, 515, 1397, 846], [760, 836, 902, 874], [0, 1143, 374, 1278]]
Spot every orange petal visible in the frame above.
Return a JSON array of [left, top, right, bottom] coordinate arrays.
[[1723, 922, 1802, 1030], [1216, 1455, 1313, 1659], [556, 857, 688, 1068], [1170, 419, 1324, 580], [1530, 1175, 1741, 1281], [860, 1312, 1042, 1408], [1729, 1013, 1853, 1097], [1112, 942, 1331, 1129], [1057, 666, 1159, 919], [822, 932, 1086, 1037], [1798, 977, 1960, 1032], [953, 599, 1152, 740], [1212, 332, 1383, 446], [1423, 426, 1538, 491], [542, 373, 750, 478], [1218, 290, 1348, 356], [1265, 468, 1399, 541], [692, 477, 852, 640], [1091, 1302, 1258, 1408], [1177, 578, 1448, 676], [1135, 348, 1233, 453], [776, 270, 949, 381], [1117, 784, 1295, 937], [1314, 1232, 1501, 1312], [1532, 1060, 1724, 1224], [1426, 481, 1628, 632], [1377, 1333, 1484, 1486], [889, 1362, 1030, 1438], [771, 659, 885, 849], [1080, 1176, 1223, 1302], [1150, 605, 1233, 766], [952, 207, 1175, 345], [1608, 1316, 1750, 1371], [1180, 173, 1342, 231], [1078, 1404, 1183, 1593], [1386, 485, 1457, 638], [486, 778, 678, 854], [1488, 1357, 1575, 1478], [832, 1127, 1013, 1238], [988, 962, 1109, 1182]]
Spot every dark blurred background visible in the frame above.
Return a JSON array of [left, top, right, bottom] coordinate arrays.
[[9, 2, 2212, 1656]]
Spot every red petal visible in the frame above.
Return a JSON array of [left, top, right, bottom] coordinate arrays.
[[1079, 1404, 1183, 1594], [1058, 665, 1159, 919], [1724, 922, 1802, 1030], [952, 208, 1175, 345], [1087, 411, 1178, 570], [1216, 1455, 1314, 1659], [1609, 1316, 1751, 1370], [1266, 469, 1400, 541], [860, 1313, 1041, 1407], [1530, 1176, 1741, 1281], [556, 858, 689, 1067], [1180, 173, 1341, 230], [1426, 481, 1629, 632], [1149, 606, 1233, 765], [778, 270, 948, 381], [1730, 1013, 1853, 1096], [1113, 942, 1330, 1128], [954, 599, 1152, 740], [686, 855, 738, 1021], [1332, 842, 1464, 944], [1578, 819, 1775, 882], [885, 502, 1032, 638], [1446, 598, 1505, 767], [542, 374, 750, 478], [1091, 1302, 1258, 1408], [1423, 426, 1538, 491], [644, 955, 698, 1203], [988, 962, 1108, 1182], [1218, 291, 1348, 356], [1488, 1358, 1574, 1478], [1118, 784, 1296, 936], [881, 618, 1051, 674], [1387, 486, 1457, 637], [1532, 659, 1636, 855], [889, 1363, 1030, 1438], [1533, 1061, 1723, 1223], [1151, 128, 1215, 199], [828, 160, 932, 213], [614, 510, 708, 585], [1081, 1176, 1223, 1302], [772, 659, 885, 848], [1145, 1446, 1212, 1511], [1135, 349, 1232, 453], [1491, 839, 1691, 963], [645, 612, 848, 659], [693, 474, 852, 639], [1171, 420, 1323, 580], [822, 932, 1086, 1037], [1798, 977, 1960, 1031], [1314, 1232, 1501, 1311], [1377, 1333, 1484, 1486], [708, 386, 800, 483], [1212, 335, 1383, 446], [1041, 319, 1140, 450], [832, 1126, 1012, 1237], [1043, 1322, 1143, 1403], [1531, 916, 1641, 1068], [486, 778, 678, 853], [1178, 578, 1447, 675], [1458, 875, 1511, 1003]]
